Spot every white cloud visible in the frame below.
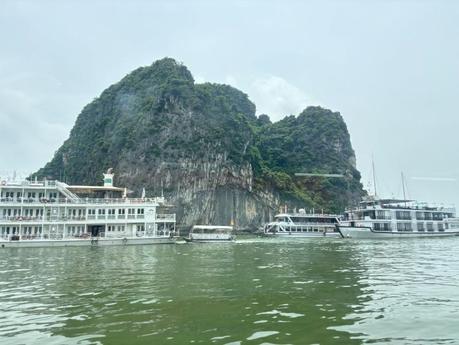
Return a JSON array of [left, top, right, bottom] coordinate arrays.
[[248, 75, 317, 121], [194, 74, 206, 84], [224, 75, 239, 88]]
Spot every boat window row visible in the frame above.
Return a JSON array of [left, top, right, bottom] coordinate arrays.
[[358, 210, 450, 222], [281, 226, 334, 232], [107, 225, 126, 232], [289, 217, 337, 224], [372, 222, 444, 232], [1, 191, 59, 202], [373, 223, 392, 231], [395, 211, 411, 220], [87, 208, 145, 219], [1, 207, 146, 221], [1, 226, 46, 239]]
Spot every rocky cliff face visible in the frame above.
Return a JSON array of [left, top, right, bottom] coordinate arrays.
[[34, 58, 364, 230]]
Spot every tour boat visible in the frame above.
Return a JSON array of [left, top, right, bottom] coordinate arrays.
[[187, 225, 235, 242], [263, 209, 342, 238], [338, 197, 459, 238], [0, 171, 176, 248]]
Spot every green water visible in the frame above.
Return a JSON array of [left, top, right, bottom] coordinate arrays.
[[1, 238, 459, 345]]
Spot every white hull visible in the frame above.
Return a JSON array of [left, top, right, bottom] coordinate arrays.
[[188, 239, 235, 243], [268, 232, 342, 238], [0, 237, 175, 248], [188, 235, 234, 242], [338, 226, 459, 239]]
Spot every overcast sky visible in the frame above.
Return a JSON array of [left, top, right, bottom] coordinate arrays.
[[1, 0, 458, 206]]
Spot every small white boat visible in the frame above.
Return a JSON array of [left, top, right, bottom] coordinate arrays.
[[263, 209, 342, 238], [187, 225, 235, 242]]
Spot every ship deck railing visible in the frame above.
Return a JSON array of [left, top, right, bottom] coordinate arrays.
[[0, 197, 164, 205], [273, 222, 338, 226], [156, 214, 176, 221], [0, 214, 175, 223]]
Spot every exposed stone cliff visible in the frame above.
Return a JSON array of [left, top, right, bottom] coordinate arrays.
[[34, 58, 364, 230]]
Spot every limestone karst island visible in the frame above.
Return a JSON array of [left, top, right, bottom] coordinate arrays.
[[29, 58, 364, 233]]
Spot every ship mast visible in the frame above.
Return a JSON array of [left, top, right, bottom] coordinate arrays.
[[372, 159, 377, 198], [401, 172, 407, 205]]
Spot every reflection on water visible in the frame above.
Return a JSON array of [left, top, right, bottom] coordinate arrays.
[[1, 237, 459, 344]]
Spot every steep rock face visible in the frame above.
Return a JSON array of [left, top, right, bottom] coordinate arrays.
[[35, 58, 364, 230]]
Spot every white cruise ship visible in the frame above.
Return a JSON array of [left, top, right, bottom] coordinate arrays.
[[0, 171, 176, 248], [338, 197, 459, 238], [263, 209, 342, 238]]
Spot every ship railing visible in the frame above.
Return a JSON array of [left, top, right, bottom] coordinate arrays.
[[0, 216, 45, 222], [0, 197, 164, 205], [274, 221, 337, 226], [156, 214, 176, 222]]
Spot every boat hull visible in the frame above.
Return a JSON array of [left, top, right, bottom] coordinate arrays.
[[187, 235, 235, 243], [338, 226, 459, 239], [267, 232, 342, 238], [188, 239, 235, 243], [0, 237, 175, 248]]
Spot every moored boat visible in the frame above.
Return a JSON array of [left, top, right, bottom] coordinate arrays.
[[0, 171, 176, 248], [263, 209, 342, 238], [338, 197, 459, 238], [187, 225, 234, 242]]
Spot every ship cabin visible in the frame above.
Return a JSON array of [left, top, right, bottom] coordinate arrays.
[[0, 172, 175, 241], [345, 198, 455, 232]]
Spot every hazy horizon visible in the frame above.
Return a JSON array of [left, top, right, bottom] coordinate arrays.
[[1, 0, 458, 207]]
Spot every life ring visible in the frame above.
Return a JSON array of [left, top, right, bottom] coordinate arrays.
[[1, 181, 6, 186], [122, 237, 128, 245]]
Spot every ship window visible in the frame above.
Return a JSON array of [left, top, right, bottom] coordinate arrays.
[[374, 223, 391, 231], [432, 213, 442, 221], [416, 212, 425, 220], [417, 223, 425, 231], [396, 211, 411, 220], [424, 213, 432, 220], [397, 223, 412, 231], [426, 223, 434, 231], [118, 209, 125, 215], [363, 211, 376, 219], [376, 211, 390, 220], [438, 223, 444, 231]]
